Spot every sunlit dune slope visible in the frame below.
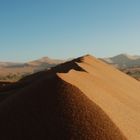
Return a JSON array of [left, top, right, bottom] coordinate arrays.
[[58, 55, 140, 140]]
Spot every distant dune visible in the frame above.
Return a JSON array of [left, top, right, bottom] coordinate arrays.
[[0, 55, 140, 139]]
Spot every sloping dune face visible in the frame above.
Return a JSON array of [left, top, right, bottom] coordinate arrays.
[[0, 54, 139, 139], [58, 55, 140, 140], [0, 76, 126, 140]]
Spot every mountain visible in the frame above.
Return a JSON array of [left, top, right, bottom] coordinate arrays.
[[27, 57, 65, 66], [0, 57, 65, 69], [27, 57, 65, 72], [0, 54, 140, 139], [102, 54, 140, 68]]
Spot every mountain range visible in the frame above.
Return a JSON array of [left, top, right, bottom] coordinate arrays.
[[102, 54, 140, 68], [0, 57, 65, 81], [0, 54, 140, 81]]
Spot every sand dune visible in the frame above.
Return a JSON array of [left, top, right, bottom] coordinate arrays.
[[0, 55, 140, 139], [58, 55, 140, 140]]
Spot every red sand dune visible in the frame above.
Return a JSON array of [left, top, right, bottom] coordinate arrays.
[[0, 55, 140, 139]]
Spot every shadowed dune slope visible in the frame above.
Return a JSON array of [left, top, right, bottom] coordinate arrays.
[[0, 75, 126, 140], [0, 54, 139, 139]]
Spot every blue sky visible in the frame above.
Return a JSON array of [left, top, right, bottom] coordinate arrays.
[[0, 0, 140, 61]]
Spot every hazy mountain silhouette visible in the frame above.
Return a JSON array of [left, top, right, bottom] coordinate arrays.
[[102, 54, 140, 68]]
